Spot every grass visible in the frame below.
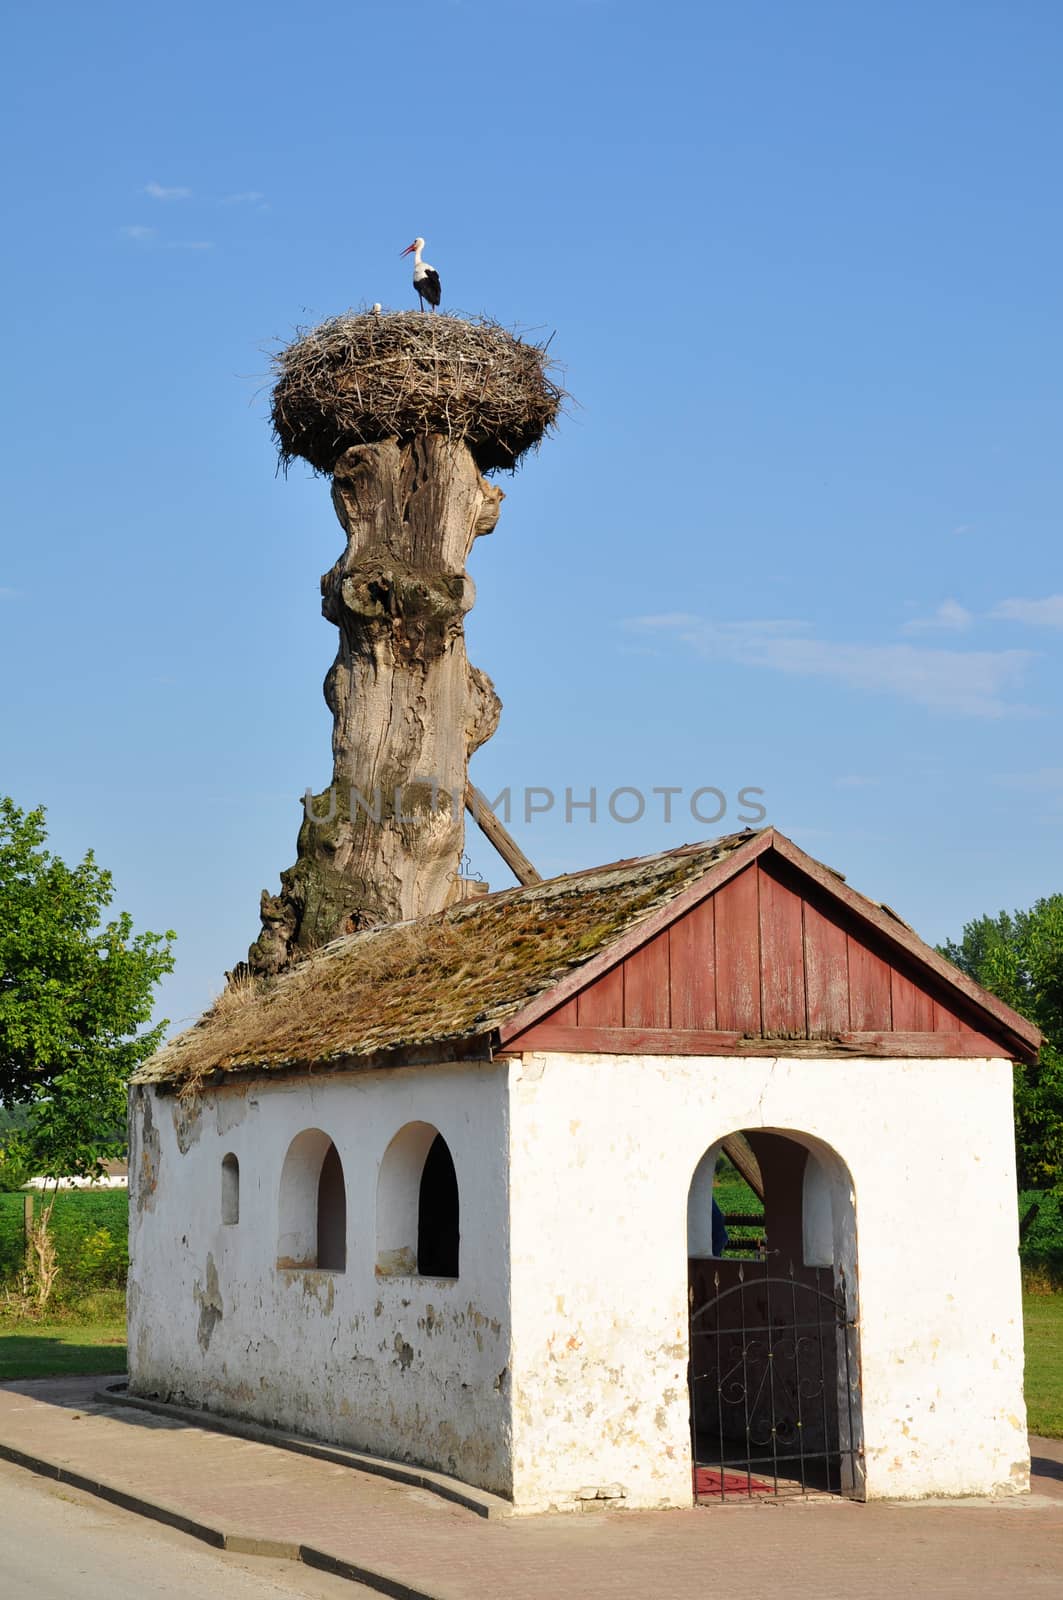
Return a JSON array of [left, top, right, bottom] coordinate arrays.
[[0, 1289, 127, 1379], [0, 1321, 126, 1379], [1023, 1292, 1063, 1438]]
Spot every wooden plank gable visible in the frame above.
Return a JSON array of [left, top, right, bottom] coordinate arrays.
[[500, 846, 1038, 1061]]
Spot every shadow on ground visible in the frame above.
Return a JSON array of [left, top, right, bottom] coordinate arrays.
[[0, 1337, 126, 1382], [1030, 1453, 1063, 1484]]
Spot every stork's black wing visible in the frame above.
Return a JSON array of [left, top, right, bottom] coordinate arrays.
[[419, 268, 441, 307]]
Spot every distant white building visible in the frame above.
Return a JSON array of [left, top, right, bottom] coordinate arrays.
[[27, 1160, 128, 1191], [128, 828, 1039, 1514]]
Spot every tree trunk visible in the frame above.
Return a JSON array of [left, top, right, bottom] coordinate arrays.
[[247, 436, 503, 976]]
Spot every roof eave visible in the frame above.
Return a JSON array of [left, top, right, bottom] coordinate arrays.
[[139, 1031, 498, 1092]]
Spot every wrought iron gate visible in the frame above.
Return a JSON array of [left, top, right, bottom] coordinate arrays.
[[689, 1259, 861, 1502]]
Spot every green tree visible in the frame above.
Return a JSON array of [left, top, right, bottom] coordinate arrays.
[[940, 895, 1063, 1193], [0, 1101, 31, 1189], [0, 797, 175, 1182]]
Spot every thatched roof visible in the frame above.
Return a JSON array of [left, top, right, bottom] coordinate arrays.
[[271, 310, 565, 475], [135, 832, 758, 1091]]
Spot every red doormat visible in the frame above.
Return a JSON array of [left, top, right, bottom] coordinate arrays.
[[694, 1466, 775, 1498]]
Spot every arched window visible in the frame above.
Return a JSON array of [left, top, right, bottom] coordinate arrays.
[[418, 1135, 459, 1277], [221, 1153, 240, 1225], [278, 1129, 346, 1272], [317, 1142, 347, 1272], [377, 1122, 459, 1279]]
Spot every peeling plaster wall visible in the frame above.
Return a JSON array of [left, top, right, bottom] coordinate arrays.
[[506, 1053, 1027, 1513], [127, 1064, 512, 1494], [130, 1052, 1027, 1514]]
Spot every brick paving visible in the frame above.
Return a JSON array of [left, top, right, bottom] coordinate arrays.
[[1, 1376, 1061, 1599]]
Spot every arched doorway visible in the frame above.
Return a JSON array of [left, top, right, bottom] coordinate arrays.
[[686, 1129, 863, 1502]]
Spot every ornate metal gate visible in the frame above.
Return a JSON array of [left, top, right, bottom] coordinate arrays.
[[689, 1260, 861, 1502]]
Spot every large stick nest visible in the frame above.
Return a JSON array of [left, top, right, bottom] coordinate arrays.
[[271, 310, 565, 475]]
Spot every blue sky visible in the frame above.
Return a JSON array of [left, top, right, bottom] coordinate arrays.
[[1, 0, 1060, 1034]]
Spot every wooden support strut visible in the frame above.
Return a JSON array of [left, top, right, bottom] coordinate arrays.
[[720, 1134, 765, 1202], [465, 783, 542, 887]]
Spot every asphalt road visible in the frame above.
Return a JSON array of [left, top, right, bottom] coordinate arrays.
[[0, 1459, 378, 1600]]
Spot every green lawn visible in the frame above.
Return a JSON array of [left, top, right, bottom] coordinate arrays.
[[0, 1320, 126, 1380], [1023, 1293, 1063, 1438]]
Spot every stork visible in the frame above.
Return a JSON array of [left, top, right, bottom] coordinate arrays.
[[400, 237, 441, 312]]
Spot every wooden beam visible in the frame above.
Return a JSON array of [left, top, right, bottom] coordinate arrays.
[[720, 1134, 765, 1202], [500, 1022, 1011, 1060], [465, 784, 542, 886], [508, 1024, 742, 1054], [838, 1030, 1004, 1058]]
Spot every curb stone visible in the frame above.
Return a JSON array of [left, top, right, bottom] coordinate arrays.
[[95, 1381, 511, 1520]]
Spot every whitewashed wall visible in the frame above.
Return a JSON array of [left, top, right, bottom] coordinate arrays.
[[129, 1051, 1028, 1514], [128, 1062, 512, 1494], [506, 1052, 1028, 1512]]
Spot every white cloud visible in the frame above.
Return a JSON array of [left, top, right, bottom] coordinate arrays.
[[991, 594, 1063, 629], [993, 768, 1063, 792], [628, 614, 1034, 718], [220, 190, 266, 207], [835, 775, 879, 789], [0, 586, 18, 597], [166, 240, 214, 251], [902, 598, 973, 634], [120, 224, 156, 243], [144, 181, 191, 201], [635, 612, 813, 638]]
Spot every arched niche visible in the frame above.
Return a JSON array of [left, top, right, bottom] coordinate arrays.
[[278, 1128, 346, 1272], [221, 1153, 240, 1226], [377, 1121, 459, 1279]]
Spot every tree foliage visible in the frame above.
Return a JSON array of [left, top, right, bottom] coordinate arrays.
[[0, 798, 175, 1181], [940, 894, 1063, 1193]]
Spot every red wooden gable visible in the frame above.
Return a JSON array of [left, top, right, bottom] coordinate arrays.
[[498, 833, 1040, 1063]]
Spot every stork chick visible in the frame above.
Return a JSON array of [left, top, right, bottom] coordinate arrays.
[[400, 237, 441, 312]]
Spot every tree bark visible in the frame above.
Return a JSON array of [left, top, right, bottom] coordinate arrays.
[[247, 436, 504, 976]]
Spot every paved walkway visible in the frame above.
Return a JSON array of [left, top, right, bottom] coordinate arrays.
[[1, 1376, 1061, 1600]]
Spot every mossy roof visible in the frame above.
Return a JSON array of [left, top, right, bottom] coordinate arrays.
[[135, 830, 759, 1089]]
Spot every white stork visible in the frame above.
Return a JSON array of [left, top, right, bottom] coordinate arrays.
[[400, 237, 441, 312]]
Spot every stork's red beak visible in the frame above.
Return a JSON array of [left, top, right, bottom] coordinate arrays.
[[400, 242, 416, 257]]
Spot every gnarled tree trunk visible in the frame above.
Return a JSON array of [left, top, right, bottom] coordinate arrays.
[[248, 435, 503, 976]]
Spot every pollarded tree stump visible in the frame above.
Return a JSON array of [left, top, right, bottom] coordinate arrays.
[[247, 435, 503, 975]]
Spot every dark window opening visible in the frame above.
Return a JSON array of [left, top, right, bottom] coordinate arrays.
[[317, 1142, 347, 1271], [417, 1134, 459, 1277], [221, 1153, 239, 1226]]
